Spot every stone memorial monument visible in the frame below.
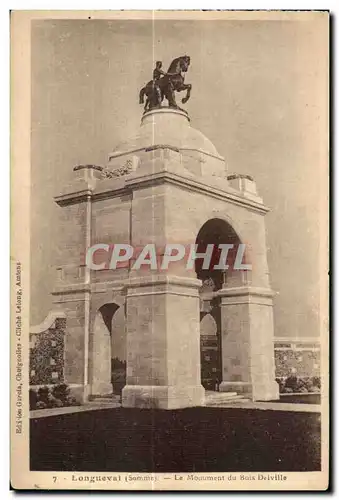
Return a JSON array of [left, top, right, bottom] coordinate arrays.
[[52, 56, 279, 408]]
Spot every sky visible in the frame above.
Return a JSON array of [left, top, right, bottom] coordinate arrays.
[[30, 15, 328, 339]]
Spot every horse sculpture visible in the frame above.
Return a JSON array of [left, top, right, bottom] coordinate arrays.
[[139, 55, 192, 112]]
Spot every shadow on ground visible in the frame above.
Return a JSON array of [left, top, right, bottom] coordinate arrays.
[[30, 407, 320, 472]]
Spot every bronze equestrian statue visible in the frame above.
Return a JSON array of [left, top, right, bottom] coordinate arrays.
[[139, 55, 192, 112]]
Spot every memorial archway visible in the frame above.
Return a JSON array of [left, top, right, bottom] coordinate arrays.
[[54, 105, 279, 407]]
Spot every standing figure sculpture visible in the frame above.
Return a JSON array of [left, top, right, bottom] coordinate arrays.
[[139, 55, 192, 112], [153, 61, 166, 104]]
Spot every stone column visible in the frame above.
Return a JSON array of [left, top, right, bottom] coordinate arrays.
[[122, 275, 205, 409], [53, 164, 103, 402], [218, 286, 279, 401], [90, 310, 113, 396]]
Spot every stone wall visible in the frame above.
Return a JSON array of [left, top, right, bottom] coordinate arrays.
[[274, 338, 320, 379], [29, 312, 66, 386]]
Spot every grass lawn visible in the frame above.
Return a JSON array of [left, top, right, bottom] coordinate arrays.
[[30, 407, 320, 472]]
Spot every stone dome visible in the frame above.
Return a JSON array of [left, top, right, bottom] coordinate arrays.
[[110, 107, 222, 160]]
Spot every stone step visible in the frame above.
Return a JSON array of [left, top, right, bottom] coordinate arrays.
[[206, 396, 251, 405], [88, 399, 121, 406], [89, 394, 121, 402], [205, 391, 237, 400], [204, 391, 251, 405]]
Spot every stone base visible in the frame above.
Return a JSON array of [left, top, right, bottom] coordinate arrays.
[[219, 380, 280, 401], [68, 384, 91, 404], [122, 385, 205, 409], [219, 381, 252, 396], [90, 382, 113, 397], [252, 380, 280, 402]]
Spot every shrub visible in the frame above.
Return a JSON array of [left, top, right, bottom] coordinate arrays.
[[37, 386, 50, 404], [31, 384, 80, 410], [48, 394, 63, 408], [284, 376, 299, 392], [276, 378, 285, 392], [36, 401, 47, 410], [299, 386, 309, 393], [51, 383, 70, 403], [312, 376, 321, 389], [301, 378, 314, 392], [279, 376, 321, 394], [66, 396, 78, 406]]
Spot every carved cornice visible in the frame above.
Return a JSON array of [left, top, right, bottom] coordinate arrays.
[[125, 171, 269, 215], [54, 169, 269, 214], [145, 144, 180, 153], [102, 159, 134, 179]]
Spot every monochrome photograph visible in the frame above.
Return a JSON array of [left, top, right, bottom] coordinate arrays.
[[10, 10, 329, 490]]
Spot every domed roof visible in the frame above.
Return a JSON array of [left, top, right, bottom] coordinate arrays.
[[110, 107, 222, 160]]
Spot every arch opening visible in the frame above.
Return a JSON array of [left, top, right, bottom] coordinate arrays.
[[195, 218, 242, 391], [195, 218, 242, 292], [92, 302, 127, 396]]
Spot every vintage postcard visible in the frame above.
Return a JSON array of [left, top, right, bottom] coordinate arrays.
[[11, 10, 329, 491]]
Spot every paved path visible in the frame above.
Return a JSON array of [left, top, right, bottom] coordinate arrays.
[[30, 401, 120, 419], [30, 399, 320, 419], [203, 400, 320, 413]]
